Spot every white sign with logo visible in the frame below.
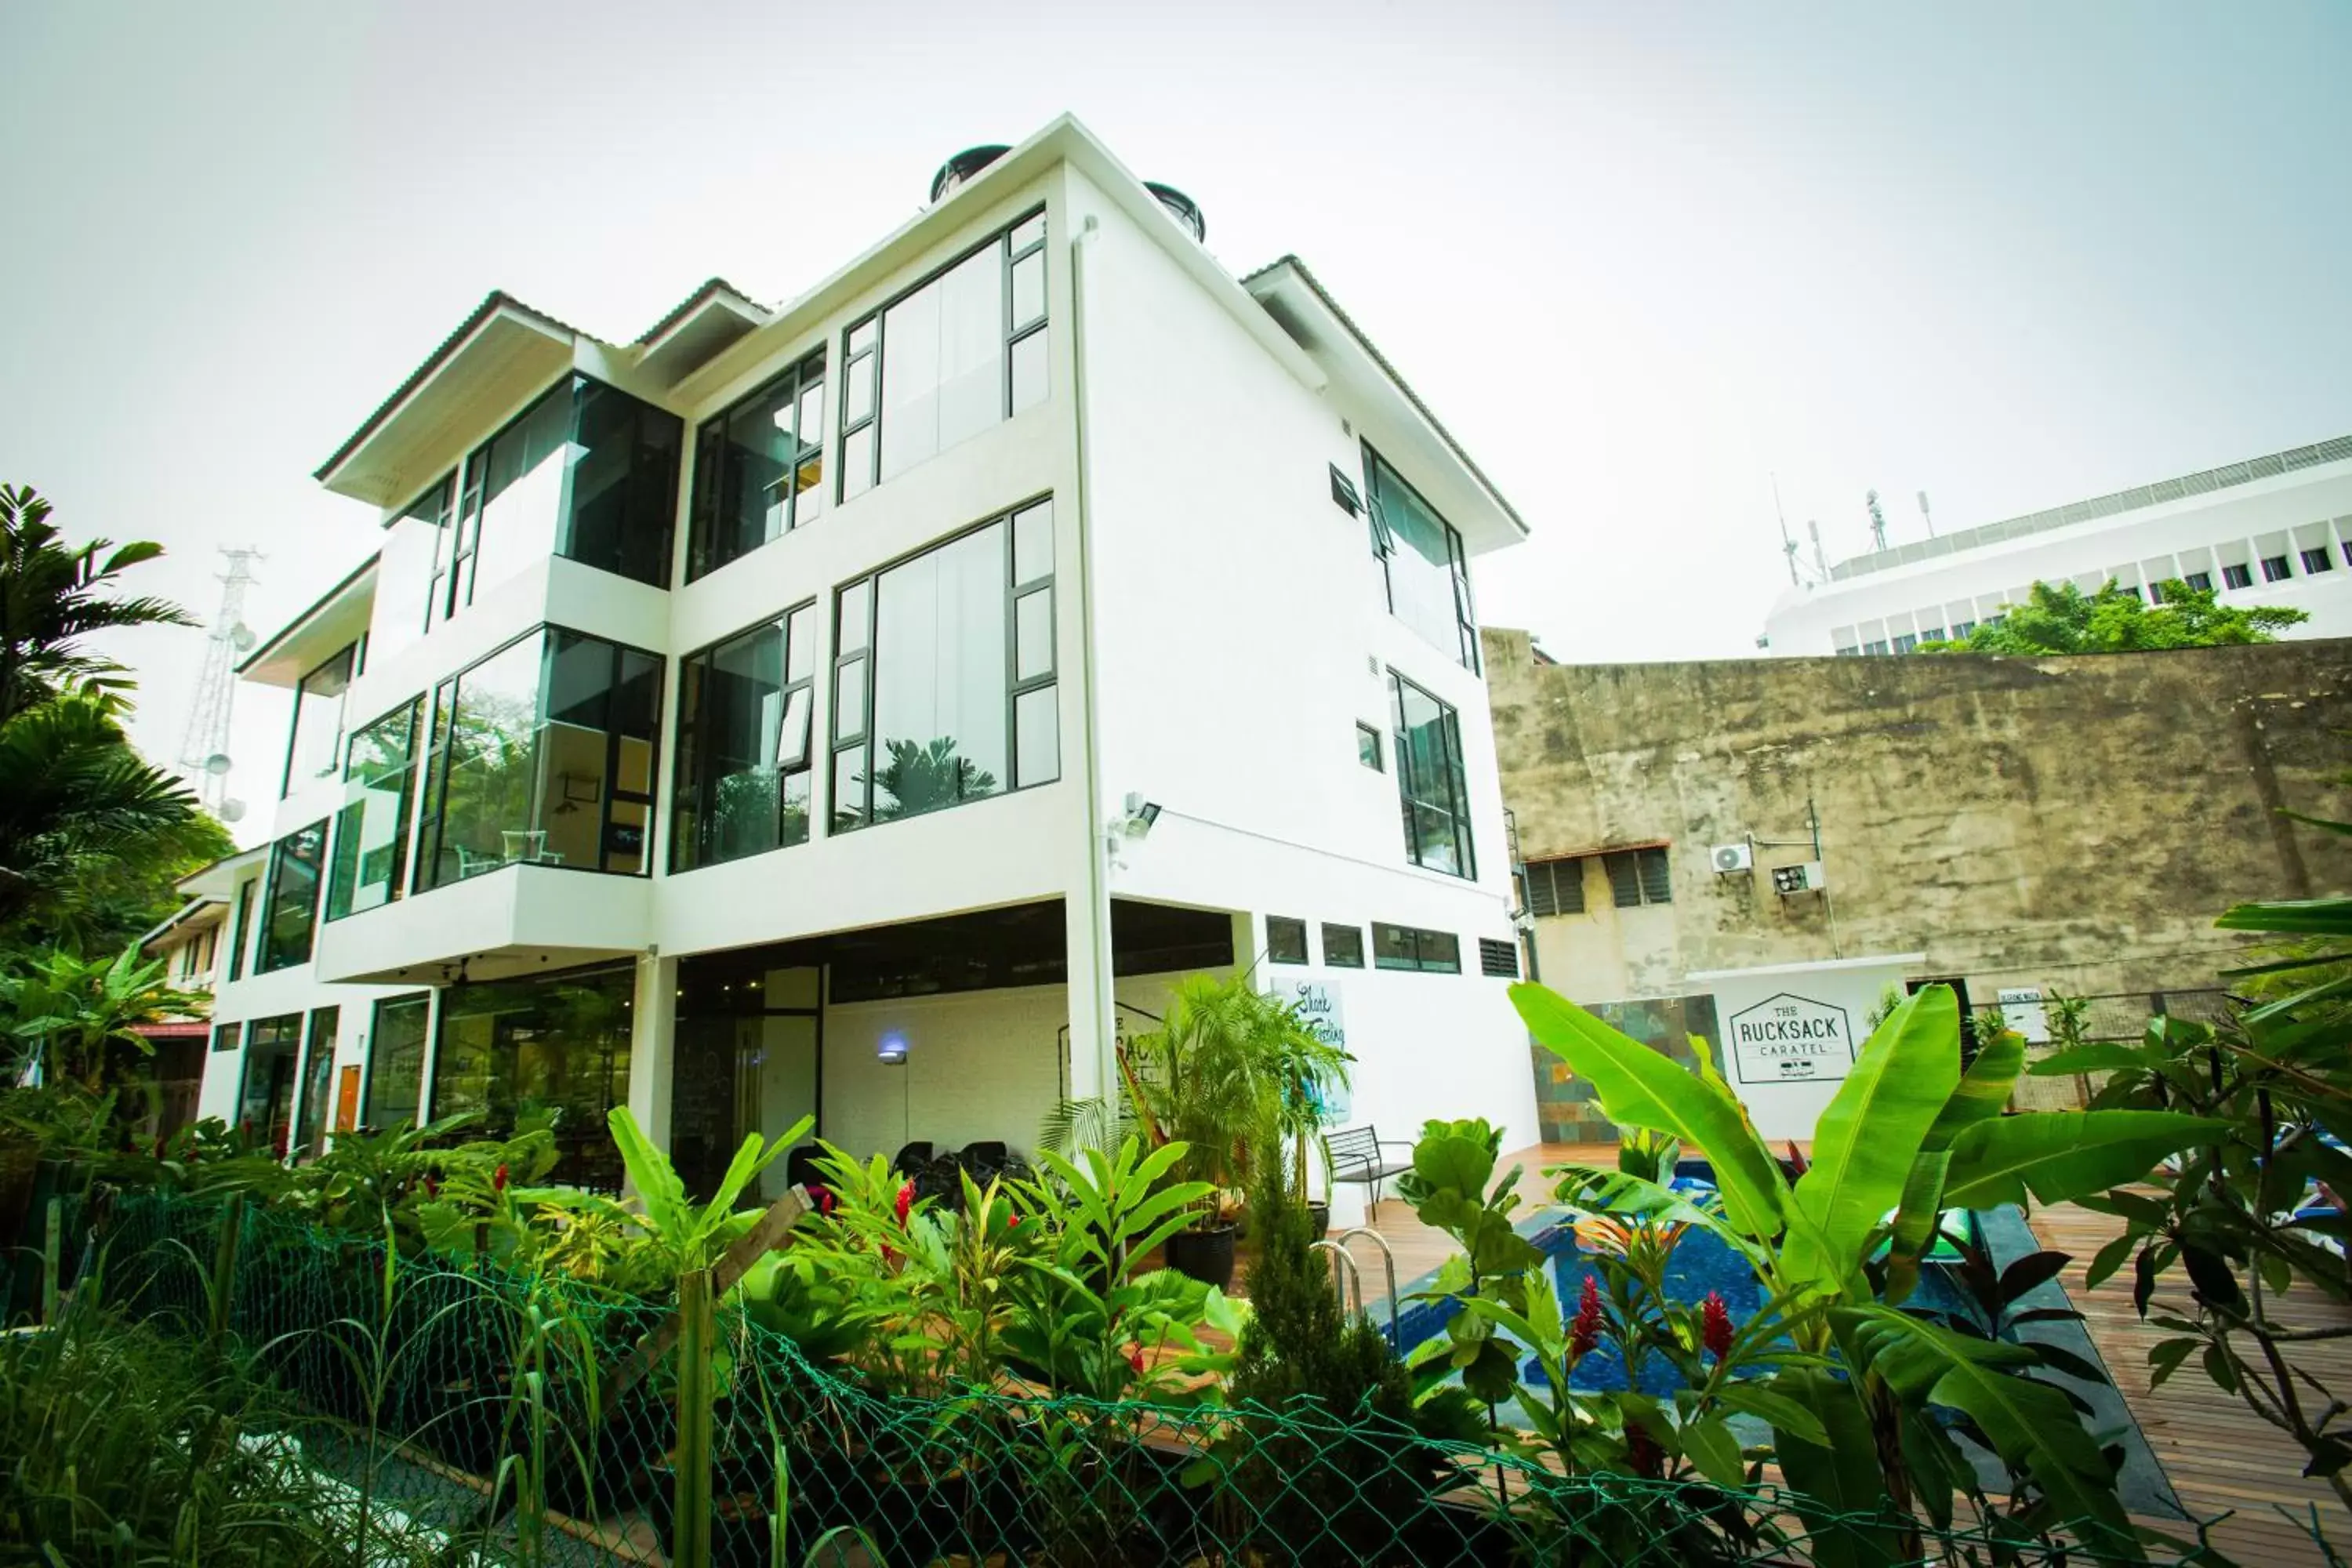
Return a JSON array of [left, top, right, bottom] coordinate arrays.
[[1279, 976, 1351, 1120], [1726, 992, 1857, 1084], [1689, 953, 1926, 1141], [1998, 987, 2050, 1044]]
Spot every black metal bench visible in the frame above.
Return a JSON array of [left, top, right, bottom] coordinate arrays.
[[1325, 1125, 1416, 1218]]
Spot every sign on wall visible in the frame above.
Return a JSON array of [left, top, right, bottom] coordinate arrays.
[[1998, 987, 2051, 1044], [1279, 976, 1352, 1120], [1726, 991, 1858, 1084]]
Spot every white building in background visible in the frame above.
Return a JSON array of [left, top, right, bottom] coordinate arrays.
[[193, 116, 1538, 1214], [1763, 433, 2352, 655]]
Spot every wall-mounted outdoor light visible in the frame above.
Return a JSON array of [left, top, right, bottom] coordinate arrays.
[[877, 1029, 909, 1065]]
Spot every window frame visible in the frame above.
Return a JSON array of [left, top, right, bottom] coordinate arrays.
[[829, 497, 1059, 834], [1388, 670, 1478, 880], [1371, 922, 1462, 974], [1265, 916, 1308, 966], [837, 209, 1048, 503], [1523, 856, 1586, 917], [685, 347, 829, 583], [279, 641, 358, 798], [1321, 922, 1365, 968], [1362, 443, 1479, 673], [361, 991, 432, 1131], [1602, 847, 1673, 908], [325, 695, 424, 923], [1355, 720, 1382, 771], [408, 623, 668, 891], [2261, 554, 2292, 583], [256, 821, 328, 974], [671, 600, 821, 873]]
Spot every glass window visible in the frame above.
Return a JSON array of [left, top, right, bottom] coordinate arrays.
[[2262, 554, 2292, 583], [238, 1014, 303, 1154], [672, 601, 818, 871], [1371, 924, 1461, 974], [294, 1007, 339, 1161], [2222, 562, 2253, 590], [438, 376, 683, 621], [833, 498, 1058, 832], [327, 697, 422, 921], [840, 212, 1047, 500], [281, 643, 357, 796], [226, 877, 256, 982], [1322, 923, 1364, 967], [256, 822, 327, 973], [432, 965, 633, 1188], [363, 993, 430, 1131], [1265, 916, 1308, 965], [383, 474, 452, 659], [687, 350, 825, 581], [1356, 721, 1381, 771], [1389, 672, 1475, 879], [1364, 446, 1478, 672], [414, 626, 664, 889], [2303, 547, 2334, 575], [211, 1021, 241, 1055]]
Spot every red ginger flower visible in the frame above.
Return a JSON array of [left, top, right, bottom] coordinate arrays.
[[1701, 1292, 1733, 1362], [1569, 1274, 1604, 1359], [817, 1188, 836, 1216], [895, 1181, 914, 1226], [1127, 1345, 1145, 1375], [493, 1163, 510, 1194]]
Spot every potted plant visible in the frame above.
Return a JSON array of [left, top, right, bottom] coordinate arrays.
[[1123, 972, 1334, 1290]]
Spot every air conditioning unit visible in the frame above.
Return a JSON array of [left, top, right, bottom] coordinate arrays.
[[1772, 861, 1828, 896], [1711, 843, 1754, 875]]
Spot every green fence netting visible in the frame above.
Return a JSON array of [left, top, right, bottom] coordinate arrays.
[[74, 1192, 2157, 1568]]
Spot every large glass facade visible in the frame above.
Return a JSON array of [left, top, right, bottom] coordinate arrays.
[[432, 376, 683, 626], [672, 602, 818, 871], [431, 966, 633, 1188], [363, 992, 430, 1130], [414, 627, 662, 890], [238, 1014, 303, 1152], [1365, 447, 1478, 673], [326, 697, 422, 920], [256, 821, 327, 972], [686, 351, 825, 580], [295, 1007, 339, 1160], [831, 499, 1058, 831], [840, 212, 1047, 502], [226, 877, 256, 982], [1389, 672, 1475, 879], [281, 643, 358, 796]]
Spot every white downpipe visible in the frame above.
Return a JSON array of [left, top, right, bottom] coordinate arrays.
[[1069, 213, 1119, 1109]]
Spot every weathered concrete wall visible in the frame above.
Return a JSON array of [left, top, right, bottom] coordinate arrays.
[[1486, 628, 2352, 1011]]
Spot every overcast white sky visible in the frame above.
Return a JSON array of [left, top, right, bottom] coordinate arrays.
[[3, 1, 2348, 842]]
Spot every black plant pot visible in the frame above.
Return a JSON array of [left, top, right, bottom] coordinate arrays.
[[1308, 1200, 1331, 1237], [1165, 1223, 1238, 1290]]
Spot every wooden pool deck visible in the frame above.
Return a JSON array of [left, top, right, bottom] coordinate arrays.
[[1330, 1141, 2350, 1566]]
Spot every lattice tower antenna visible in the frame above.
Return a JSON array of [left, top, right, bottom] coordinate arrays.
[[1866, 488, 1889, 552], [176, 547, 263, 820]]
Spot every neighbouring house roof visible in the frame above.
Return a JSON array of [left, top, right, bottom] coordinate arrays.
[[137, 897, 225, 956], [172, 846, 266, 903], [132, 1021, 212, 1042]]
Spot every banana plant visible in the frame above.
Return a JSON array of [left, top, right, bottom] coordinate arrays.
[[606, 1105, 811, 1568], [1513, 980, 2221, 1561]]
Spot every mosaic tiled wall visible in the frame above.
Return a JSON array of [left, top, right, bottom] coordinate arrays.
[[1531, 993, 1721, 1144]]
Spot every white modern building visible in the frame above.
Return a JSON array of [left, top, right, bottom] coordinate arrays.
[[1763, 432, 2352, 655], [191, 117, 1538, 1210]]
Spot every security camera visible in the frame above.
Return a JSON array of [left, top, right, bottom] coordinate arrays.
[[1121, 793, 1162, 839]]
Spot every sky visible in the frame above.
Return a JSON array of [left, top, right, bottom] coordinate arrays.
[[3, 1, 2349, 843]]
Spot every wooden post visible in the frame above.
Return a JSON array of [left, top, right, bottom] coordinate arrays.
[[597, 1185, 810, 1415], [39, 1198, 60, 1323]]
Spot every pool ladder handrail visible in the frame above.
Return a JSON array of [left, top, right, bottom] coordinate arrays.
[[1308, 1225, 1400, 1341]]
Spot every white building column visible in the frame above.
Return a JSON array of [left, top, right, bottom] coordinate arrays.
[[626, 952, 678, 1152], [1065, 887, 1116, 1106]]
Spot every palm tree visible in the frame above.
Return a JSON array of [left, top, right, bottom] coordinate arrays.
[[0, 485, 209, 942], [0, 485, 192, 721]]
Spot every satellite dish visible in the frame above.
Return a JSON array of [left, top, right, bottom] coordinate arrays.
[[230, 623, 256, 652], [220, 799, 247, 824], [203, 753, 233, 776]]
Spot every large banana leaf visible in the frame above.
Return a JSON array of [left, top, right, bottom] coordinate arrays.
[[1838, 1306, 2140, 1559], [1512, 982, 1788, 1243], [1923, 1029, 2023, 1150], [1788, 986, 1960, 1296], [1886, 1031, 2027, 1302], [1769, 1367, 1910, 1568], [1941, 1110, 2223, 1209], [2215, 896, 2352, 936]]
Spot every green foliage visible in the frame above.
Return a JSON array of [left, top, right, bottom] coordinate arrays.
[[0, 484, 215, 949], [0, 941, 205, 1089], [1392, 1116, 1544, 1405], [1514, 978, 2219, 1558], [1920, 576, 2305, 655]]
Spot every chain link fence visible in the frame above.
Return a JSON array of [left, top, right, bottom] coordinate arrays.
[[71, 1191, 2159, 1566]]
